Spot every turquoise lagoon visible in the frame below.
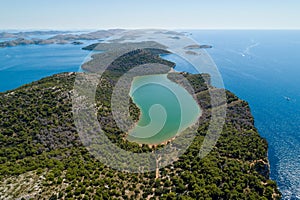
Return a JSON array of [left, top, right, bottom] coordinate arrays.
[[127, 74, 201, 145]]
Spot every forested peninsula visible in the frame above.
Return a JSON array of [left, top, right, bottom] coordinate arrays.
[[0, 45, 281, 199]]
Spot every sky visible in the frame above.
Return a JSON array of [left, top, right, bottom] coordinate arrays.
[[0, 0, 300, 30]]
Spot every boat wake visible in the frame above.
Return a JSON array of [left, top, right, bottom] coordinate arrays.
[[242, 41, 260, 57]]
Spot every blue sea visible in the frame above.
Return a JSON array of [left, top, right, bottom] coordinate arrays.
[[0, 30, 299, 199], [0, 41, 96, 92], [190, 30, 300, 200]]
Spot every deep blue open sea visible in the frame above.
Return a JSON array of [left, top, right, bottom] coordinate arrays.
[[0, 31, 299, 199], [190, 30, 300, 200]]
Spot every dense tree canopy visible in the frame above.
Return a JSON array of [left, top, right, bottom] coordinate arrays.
[[0, 49, 280, 199]]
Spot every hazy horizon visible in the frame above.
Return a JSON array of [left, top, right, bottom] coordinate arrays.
[[1, 28, 300, 32], [1, 0, 299, 30]]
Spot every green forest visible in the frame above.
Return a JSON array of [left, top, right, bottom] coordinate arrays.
[[0, 48, 281, 199]]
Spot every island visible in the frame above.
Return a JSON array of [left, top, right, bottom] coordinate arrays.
[[184, 44, 213, 49], [0, 29, 125, 48], [0, 30, 69, 38], [0, 43, 281, 199]]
